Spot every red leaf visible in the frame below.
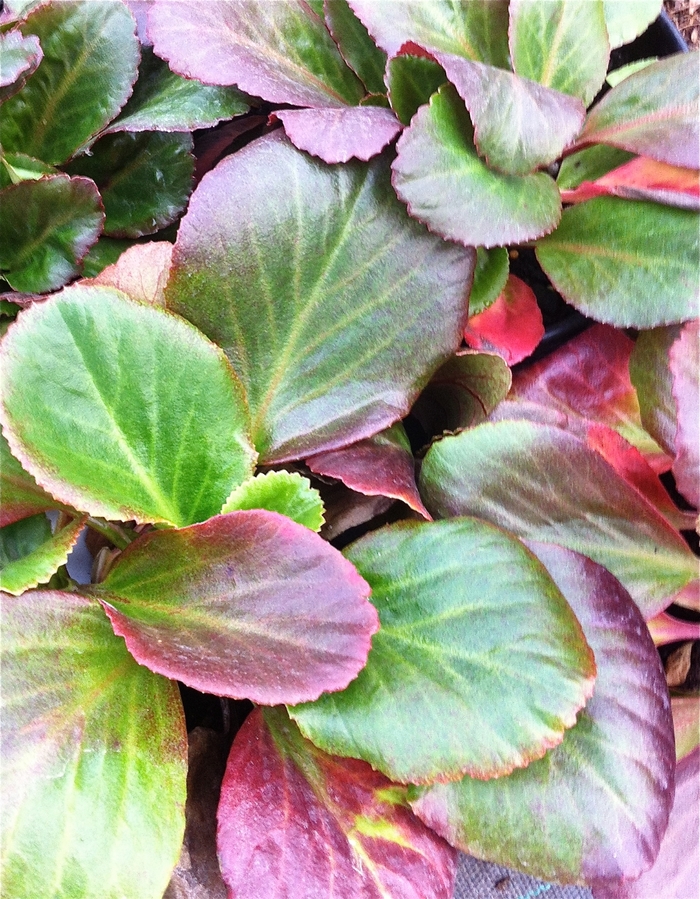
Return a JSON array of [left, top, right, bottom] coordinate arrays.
[[464, 274, 543, 365], [217, 707, 457, 899], [646, 611, 700, 647]]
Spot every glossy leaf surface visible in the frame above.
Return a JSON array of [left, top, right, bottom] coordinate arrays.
[[0, 285, 255, 527], [0, 514, 85, 595], [670, 319, 699, 508], [324, 0, 387, 95], [536, 196, 699, 327], [167, 131, 474, 461], [464, 274, 543, 365], [307, 422, 429, 518], [629, 325, 680, 458], [392, 85, 561, 248], [274, 106, 402, 163], [603, 0, 662, 49], [0, 431, 63, 527], [105, 48, 249, 133], [66, 131, 194, 238], [420, 420, 698, 618], [578, 52, 700, 169], [218, 707, 457, 899], [94, 511, 376, 704], [1, 590, 187, 899], [0, 174, 103, 293], [0, 152, 57, 190], [90, 241, 173, 307], [509, 0, 609, 106], [412, 543, 675, 885], [349, 0, 510, 66], [469, 247, 509, 315], [386, 54, 447, 126], [0, 0, 140, 164], [0, 30, 41, 102], [221, 471, 325, 532], [148, 0, 364, 107], [291, 518, 595, 784]]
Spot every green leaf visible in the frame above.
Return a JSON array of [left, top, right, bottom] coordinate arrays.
[[0, 431, 64, 527], [89, 242, 173, 308], [221, 470, 325, 531], [578, 52, 700, 169], [0, 152, 58, 190], [0, 174, 104, 293], [420, 420, 699, 619], [80, 236, 135, 278], [0, 590, 187, 899], [0, 0, 140, 165], [0, 514, 86, 595], [65, 131, 194, 238], [606, 57, 657, 88], [104, 48, 250, 134], [536, 196, 699, 328], [629, 326, 681, 457], [386, 54, 447, 125], [0, 513, 50, 565], [556, 144, 635, 190], [410, 543, 675, 886], [290, 518, 595, 784], [0, 285, 256, 527], [166, 131, 474, 462], [392, 84, 562, 248], [324, 0, 387, 95], [469, 247, 509, 314], [0, 30, 41, 102], [509, 0, 610, 107], [603, 0, 662, 50]]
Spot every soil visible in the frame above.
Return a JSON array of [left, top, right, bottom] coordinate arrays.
[[665, 0, 700, 47]]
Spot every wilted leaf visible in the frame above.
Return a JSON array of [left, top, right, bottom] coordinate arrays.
[[0, 590, 187, 899], [221, 471, 325, 532], [464, 274, 544, 365], [291, 518, 595, 784], [669, 320, 699, 508], [0, 174, 103, 293], [166, 131, 474, 461], [603, 0, 662, 49], [0, 514, 86, 595], [324, 0, 387, 95], [420, 420, 698, 618], [273, 106, 402, 163], [0, 30, 42, 102], [0, 0, 140, 164], [386, 53, 447, 126], [536, 196, 699, 328], [392, 85, 561, 248], [90, 241, 172, 306], [411, 543, 675, 886], [0, 285, 256, 527], [218, 707, 457, 899]]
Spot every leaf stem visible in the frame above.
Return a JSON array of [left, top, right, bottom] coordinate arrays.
[[86, 517, 134, 550]]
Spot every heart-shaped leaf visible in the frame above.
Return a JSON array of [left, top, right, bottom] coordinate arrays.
[[577, 52, 700, 169], [629, 325, 681, 458], [90, 241, 173, 307], [166, 131, 474, 462], [104, 48, 250, 134], [0, 513, 86, 595], [324, 0, 388, 95], [535, 196, 699, 328], [221, 471, 325, 532], [291, 517, 595, 784], [65, 131, 194, 238], [603, 0, 662, 50], [669, 319, 699, 508], [0, 174, 104, 293], [509, 0, 610, 106], [0, 431, 65, 527], [392, 84, 561, 248], [411, 543, 675, 886], [420, 420, 698, 619], [464, 274, 544, 365], [0, 30, 42, 102], [0, 0, 140, 164], [218, 707, 457, 899], [0, 285, 256, 527], [349, 0, 510, 67], [148, 0, 364, 107], [386, 53, 448, 125], [92, 510, 377, 705], [0, 589, 187, 899], [273, 106, 402, 163]]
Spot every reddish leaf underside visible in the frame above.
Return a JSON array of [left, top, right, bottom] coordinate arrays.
[[217, 707, 457, 899], [464, 274, 543, 365], [93, 510, 378, 705], [646, 611, 700, 646]]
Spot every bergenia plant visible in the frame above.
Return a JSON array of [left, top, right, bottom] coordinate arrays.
[[0, 1, 698, 898]]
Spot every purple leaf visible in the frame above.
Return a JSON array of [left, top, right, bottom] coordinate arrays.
[[273, 105, 402, 163], [0, 30, 42, 102], [92, 510, 378, 705], [217, 707, 457, 899]]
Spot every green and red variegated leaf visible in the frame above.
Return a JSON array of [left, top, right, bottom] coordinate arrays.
[[148, 0, 364, 107], [560, 157, 700, 210], [0, 30, 42, 102], [217, 707, 457, 899], [166, 131, 474, 462], [324, 0, 388, 95], [672, 695, 700, 761], [392, 84, 561, 248], [557, 144, 635, 190], [0, 513, 86, 595], [0, 0, 140, 165], [1, 590, 187, 899], [464, 274, 543, 365], [411, 543, 675, 887], [646, 611, 700, 647], [290, 518, 595, 785], [629, 325, 682, 460], [88, 241, 173, 307], [577, 52, 700, 170], [669, 319, 699, 509], [306, 422, 429, 518], [420, 420, 698, 619], [0, 431, 66, 527], [91, 510, 377, 705], [0, 285, 256, 528], [273, 106, 402, 163]]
